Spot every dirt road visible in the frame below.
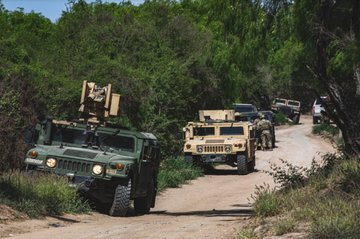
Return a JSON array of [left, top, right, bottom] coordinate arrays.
[[1, 115, 334, 239]]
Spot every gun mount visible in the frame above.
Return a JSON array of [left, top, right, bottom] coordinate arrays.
[[79, 81, 121, 125]]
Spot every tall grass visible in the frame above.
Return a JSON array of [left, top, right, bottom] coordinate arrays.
[[312, 123, 339, 136], [251, 155, 360, 238], [157, 157, 203, 192], [0, 170, 90, 218]]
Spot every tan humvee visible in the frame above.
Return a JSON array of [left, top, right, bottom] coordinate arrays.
[[183, 119, 256, 175]]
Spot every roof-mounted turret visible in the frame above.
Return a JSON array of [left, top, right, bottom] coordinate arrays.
[[199, 110, 235, 122], [79, 80, 121, 124]]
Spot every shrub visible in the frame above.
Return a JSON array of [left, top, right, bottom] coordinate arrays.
[[310, 199, 360, 239], [274, 112, 289, 125], [274, 218, 296, 235], [252, 184, 281, 217], [312, 123, 339, 137], [0, 170, 90, 218], [157, 157, 203, 192]]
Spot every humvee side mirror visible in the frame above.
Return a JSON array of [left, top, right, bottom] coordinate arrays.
[[24, 127, 36, 145]]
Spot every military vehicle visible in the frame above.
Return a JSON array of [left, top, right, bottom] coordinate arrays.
[[271, 98, 301, 124], [233, 103, 259, 123], [24, 81, 160, 216], [183, 110, 256, 175]]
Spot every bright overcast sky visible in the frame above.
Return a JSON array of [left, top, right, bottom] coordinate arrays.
[[2, 0, 144, 22]]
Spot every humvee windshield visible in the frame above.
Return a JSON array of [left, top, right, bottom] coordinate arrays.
[[193, 127, 215, 136], [220, 126, 244, 135], [288, 101, 300, 106], [274, 99, 286, 105], [98, 133, 135, 152], [234, 105, 257, 113], [52, 126, 135, 152], [52, 126, 86, 145]]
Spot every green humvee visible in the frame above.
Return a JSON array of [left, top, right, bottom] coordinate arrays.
[[24, 81, 160, 216], [183, 110, 256, 175]]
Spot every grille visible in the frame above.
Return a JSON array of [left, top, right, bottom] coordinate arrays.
[[63, 149, 98, 159], [204, 145, 224, 153], [205, 139, 225, 144], [57, 159, 91, 173]]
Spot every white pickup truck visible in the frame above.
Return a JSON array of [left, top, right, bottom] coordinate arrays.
[[312, 96, 330, 124]]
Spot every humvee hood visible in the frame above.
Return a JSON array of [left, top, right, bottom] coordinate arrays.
[[36, 145, 134, 162], [189, 137, 247, 144]]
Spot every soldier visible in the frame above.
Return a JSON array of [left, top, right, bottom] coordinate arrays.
[[256, 113, 273, 150]]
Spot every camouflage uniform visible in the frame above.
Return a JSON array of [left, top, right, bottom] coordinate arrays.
[[256, 117, 273, 150]]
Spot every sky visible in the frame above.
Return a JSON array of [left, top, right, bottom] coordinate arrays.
[[2, 0, 144, 22]]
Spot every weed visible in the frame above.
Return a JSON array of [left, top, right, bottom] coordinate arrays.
[[310, 199, 360, 239], [0, 170, 90, 218], [252, 184, 281, 217], [274, 112, 289, 125], [237, 228, 258, 239], [273, 218, 296, 235], [157, 157, 203, 192], [312, 123, 339, 137]]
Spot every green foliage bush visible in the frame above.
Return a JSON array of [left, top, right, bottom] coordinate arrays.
[[312, 123, 339, 137], [252, 184, 281, 217], [0, 171, 90, 218], [157, 157, 203, 192], [251, 154, 360, 237], [274, 112, 289, 125], [273, 218, 296, 236]]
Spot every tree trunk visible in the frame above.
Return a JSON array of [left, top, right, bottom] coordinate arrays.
[[315, 0, 360, 158]]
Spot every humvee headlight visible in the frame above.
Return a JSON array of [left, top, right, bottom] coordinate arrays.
[[185, 144, 191, 149], [196, 145, 203, 153], [92, 164, 103, 175], [29, 150, 38, 159], [45, 158, 57, 168], [225, 145, 232, 152]]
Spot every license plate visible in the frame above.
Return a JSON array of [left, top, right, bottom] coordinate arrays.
[[25, 158, 43, 165], [106, 169, 117, 175]]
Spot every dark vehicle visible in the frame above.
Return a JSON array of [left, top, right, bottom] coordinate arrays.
[[24, 81, 161, 216], [234, 103, 258, 113], [233, 103, 258, 123]]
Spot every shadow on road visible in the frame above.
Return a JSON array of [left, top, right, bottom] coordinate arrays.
[[150, 207, 254, 218], [204, 167, 260, 175]]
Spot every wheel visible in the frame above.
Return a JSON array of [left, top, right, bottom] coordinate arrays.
[[293, 114, 299, 124], [272, 132, 276, 148], [237, 154, 248, 175], [109, 178, 132, 216], [247, 157, 255, 172], [134, 179, 155, 215], [295, 114, 300, 124], [313, 117, 318, 124]]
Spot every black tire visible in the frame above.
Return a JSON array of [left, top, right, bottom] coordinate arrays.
[[109, 178, 132, 217], [293, 114, 300, 124], [313, 117, 318, 124], [272, 133, 276, 148], [134, 179, 154, 215], [237, 154, 248, 175]]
